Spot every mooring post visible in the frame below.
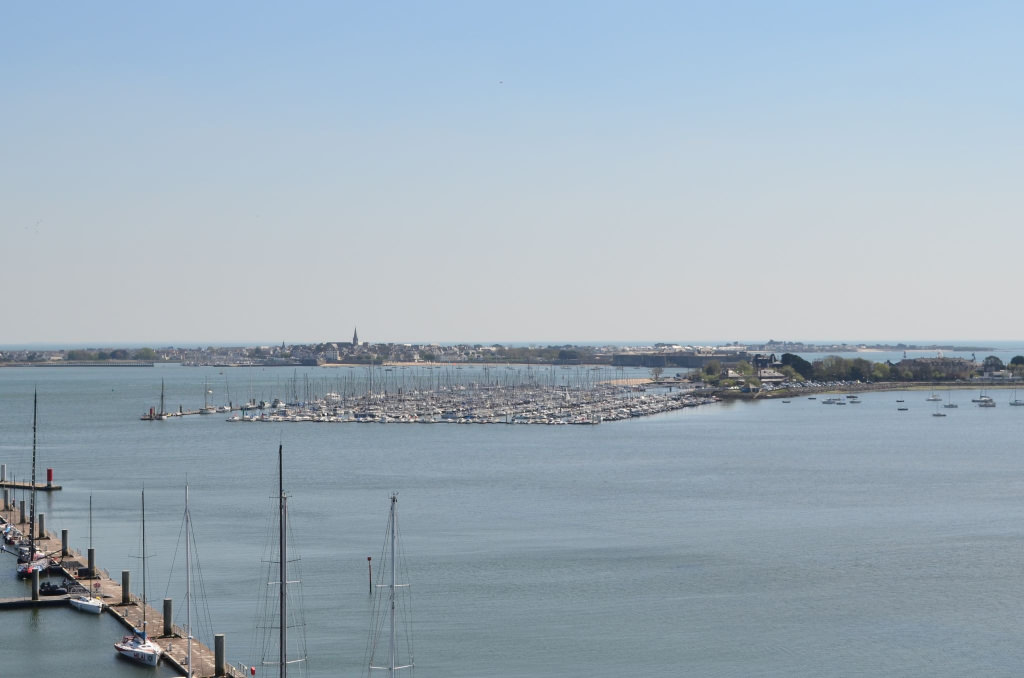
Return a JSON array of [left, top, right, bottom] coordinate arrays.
[[61, 529, 68, 556], [121, 570, 131, 605], [31, 568, 40, 601], [163, 598, 173, 636], [88, 547, 96, 577], [2, 488, 8, 511], [368, 556, 373, 594], [1, 463, 5, 482], [19, 499, 25, 524], [215, 633, 226, 676], [38, 513, 45, 539]]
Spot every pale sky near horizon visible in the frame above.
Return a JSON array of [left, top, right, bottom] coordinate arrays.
[[3, 2, 1022, 346]]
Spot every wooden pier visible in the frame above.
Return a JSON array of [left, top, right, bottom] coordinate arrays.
[[141, 406, 241, 420], [0, 596, 69, 609], [0, 480, 62, 492], [1, 508, 243, 677]]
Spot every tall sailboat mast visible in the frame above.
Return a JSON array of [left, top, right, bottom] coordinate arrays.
[[257, 444, 305, 677], [279, 443, 288, 678], [186, 483, 193, 678], [371, 493, 412, 676], [142, 489, 148, 638], [29, 390, 37, 553], [389, 494, 397, 674]]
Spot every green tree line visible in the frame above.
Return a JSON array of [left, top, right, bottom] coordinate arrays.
[[698, 353, 1024, 386], [65, 348, 157, 361]]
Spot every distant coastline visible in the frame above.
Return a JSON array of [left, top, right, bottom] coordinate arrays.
[[715, 380, 1021, 400], [0, 340, 1006, 369]]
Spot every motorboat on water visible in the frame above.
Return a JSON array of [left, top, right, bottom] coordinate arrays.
[[16, 543, 38, 563], [16, 553, 48, 578], [2, 524, 21, 544], [39, 580, 69, 596]]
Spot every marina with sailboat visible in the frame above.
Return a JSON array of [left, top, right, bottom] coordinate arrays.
[[0, 413, 424, 677], [0, 498, 243, 675]]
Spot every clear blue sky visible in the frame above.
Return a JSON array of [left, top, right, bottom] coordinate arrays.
[[3, 1, 1022, 345]]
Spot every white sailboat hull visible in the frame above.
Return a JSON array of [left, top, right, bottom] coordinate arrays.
[[114, 636, 161, 665], [69, 595, 103, 614]]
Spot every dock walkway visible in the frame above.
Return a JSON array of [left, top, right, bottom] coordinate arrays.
[[1, 508, 242, 677], [0, 480, 62, 491]]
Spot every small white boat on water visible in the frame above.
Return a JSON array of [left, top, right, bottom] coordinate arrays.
[[71, 498, 103, 614], [70, 593, 104, 614], [116, 628, 161, 665]]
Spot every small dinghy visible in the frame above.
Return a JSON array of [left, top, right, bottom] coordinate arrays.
[[39, 581, 69, 596]]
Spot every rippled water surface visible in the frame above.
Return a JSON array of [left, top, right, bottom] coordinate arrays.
[[2, 366, 1024, 677]]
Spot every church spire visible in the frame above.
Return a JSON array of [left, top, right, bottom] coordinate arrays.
[[353, 327, 359, 346]]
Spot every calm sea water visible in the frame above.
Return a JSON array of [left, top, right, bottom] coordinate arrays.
[[2, 366, 1024, 677]]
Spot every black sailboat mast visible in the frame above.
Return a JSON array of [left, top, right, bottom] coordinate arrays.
[[29, 390, 37, 552]]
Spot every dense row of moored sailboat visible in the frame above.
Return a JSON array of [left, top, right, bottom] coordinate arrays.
[[220, 383, 716, 425], [143, 368, 720, 425]]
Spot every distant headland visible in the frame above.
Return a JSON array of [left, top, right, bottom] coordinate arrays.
[[0, 340, 1001, 369]]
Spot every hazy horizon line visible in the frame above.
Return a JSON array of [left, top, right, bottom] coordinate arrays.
[[2, 339, 1021, 351]]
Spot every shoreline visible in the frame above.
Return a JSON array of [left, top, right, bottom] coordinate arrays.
[[717, 381, 1021, 400]]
